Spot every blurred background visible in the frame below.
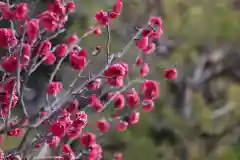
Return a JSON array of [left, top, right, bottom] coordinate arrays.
[[2, 0, 240, 159]]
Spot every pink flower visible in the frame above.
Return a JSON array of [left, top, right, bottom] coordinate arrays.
[[94, 27, 102, 35], [109, 11, 118, 19], [149, 28, 163, 39], [104, 63, 128, 77], [55, 43, 68, 57], [14, 3, 28, 20], [48, 0, 66, 20], [141, 80, 159, 100], [62, 144, 73, 153], [87, 79, 101, 90], [89, 94, 103, 112], [25, 19, 39, 42], [125, 88, 139, 107], [128, 111, 140, 125], [46, 81, 63, 96], [111, 0, 123, 18], [2, 77, 15, 92], [89, 26, 102, 36], [67, 128, 82, 139], [50, 121, 66, 138], [143, 42, 156, 54], [67, 34, 78, 45], [88, 143, 102, 159], [141, 28, 153, 37], [116, 121, 128, 132], [0, 3, 15, 19], [2, 92, 18, 109], [135, 56, 143, 66], [72, 118, 86, 129], [7, 128, 21, 136], [38, 40, 52, 56], [1, 56, 19, 73], [43, 52, 56, 65], [66, 2, 76, 13], [136, 37, 149, 50], [113, 93, 125, 110], [113, 152, 123, 160], [78, 48, 88, 57], [142, 99, 154, 112], [148, 16, 163, 28], [62, 154, 75, 160], [69, 53, 86, 70], [79, 132, 96, 147], [96, 119, 110, 133], [107, 76, 124, 88], [95, 10, 109, 25], [140, 63, 150, 77], [39, 11, 59, 31], [75, 111, 88, 121], [0, 28, 17, 48], [47, 136, 60, 148], [66, 99, 79, 113], [163, 68, 177, 80], [35, 143, 41, 149], [1, 107, 8, 118]]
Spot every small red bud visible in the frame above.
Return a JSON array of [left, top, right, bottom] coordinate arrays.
[[140, 63, 150, 77], [96, 119, 110, 133], [14, 3, 28, 20], [67, 34, 78, 45], [128, 111, 140, 125], [116, 121, 128, 132], [55, 44, 68, 57], [142, 99, 154, 112], [94, 27, 101, 35], [135, 56, 143, 66], [163, 68, 177, 80]]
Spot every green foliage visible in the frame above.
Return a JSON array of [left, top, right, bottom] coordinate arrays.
[[123, 137, 157, 160]]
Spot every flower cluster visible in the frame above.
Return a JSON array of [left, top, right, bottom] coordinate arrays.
[[0, 0, 177, 159], [0, 77, 18, 118]]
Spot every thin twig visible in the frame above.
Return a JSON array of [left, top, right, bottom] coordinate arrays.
[[118, 27, 145, 57], [106, 24, 111, 62], [79, 25, 100, 41], [46, 54, 68, 104], [16, 30, 26, 95], [19, 71, 32, 119], [67, 60, 91, 94], [4, 81, 17, 128], [45, 28, 65, 41], [48, 56, 66, 84], [28, 53, 52, 75], [17, 128, 33, 154], [6, 0, 10, 6]]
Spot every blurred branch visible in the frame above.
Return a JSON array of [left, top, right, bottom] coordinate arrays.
[[203, 120, 240, 157], [211, 102, 236, 119], [151, 121, 189, 160], [182, 54, 207, 119]]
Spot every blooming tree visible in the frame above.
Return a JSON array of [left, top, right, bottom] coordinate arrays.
[[0, 0, 175, 159]]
